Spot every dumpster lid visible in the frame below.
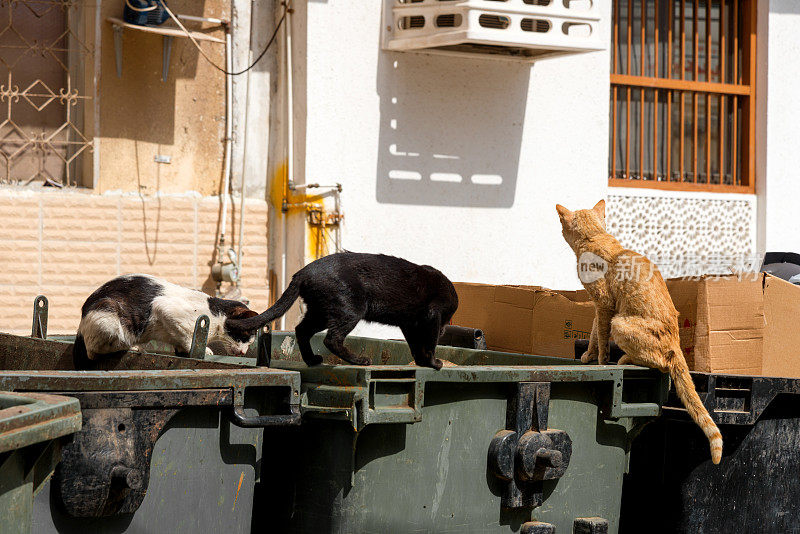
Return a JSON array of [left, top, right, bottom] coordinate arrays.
[[0, 390, 81, 453], [0, 333, 302, 407]]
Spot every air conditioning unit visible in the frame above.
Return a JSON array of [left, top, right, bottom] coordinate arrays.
[[382, 0, 604, 61]]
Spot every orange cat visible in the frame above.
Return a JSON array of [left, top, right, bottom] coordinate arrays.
[[556, 200, 722, 464]]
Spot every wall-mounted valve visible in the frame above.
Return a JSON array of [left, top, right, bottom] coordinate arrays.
[[212, 249, 240, 284]]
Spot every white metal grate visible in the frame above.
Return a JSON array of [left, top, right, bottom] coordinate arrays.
[[0, 0, 94, 187], [383, 0, 605, 60]]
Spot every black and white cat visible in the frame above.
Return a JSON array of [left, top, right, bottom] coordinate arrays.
[[74, 274, 260, 361]]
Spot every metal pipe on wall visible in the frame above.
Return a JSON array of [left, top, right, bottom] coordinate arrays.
[[217, 26, 234, 275], [236, 23, 251, 287], [334, 188, 341, 252], [280, 0, 294, 330]]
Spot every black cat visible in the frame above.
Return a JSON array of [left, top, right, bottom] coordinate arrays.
[[229, 252, 459, 369]]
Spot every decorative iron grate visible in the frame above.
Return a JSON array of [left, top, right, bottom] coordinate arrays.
[[0, 0, 93, 187]]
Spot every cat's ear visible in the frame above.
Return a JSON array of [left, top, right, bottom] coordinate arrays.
[[231, 307, 258, 320], [593, 199, 606, 218], [556, 204, 573, 221]]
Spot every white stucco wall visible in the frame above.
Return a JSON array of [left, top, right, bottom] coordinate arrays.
[[300, 1, 611, 294], [760, 0, 800, 255], [283, 0, 800, 338]]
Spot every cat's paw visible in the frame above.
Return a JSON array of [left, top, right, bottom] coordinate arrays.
[[617, 355, 632, 365], [408, 359, 455, 369], [302, 353, 324, 367], [348, 355, 372, 366], [580, 351, 598, 364], [205, 347, 214, 357]]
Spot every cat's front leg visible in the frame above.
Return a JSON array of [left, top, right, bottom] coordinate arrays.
[[172, 335, 193, 358], [596, 308, 613, 365], [408, 315, 445, 370], [581, 315, 600, 363]]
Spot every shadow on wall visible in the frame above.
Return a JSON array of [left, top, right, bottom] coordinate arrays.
[[100, 0, 221, 146], [375, 52, 532, 208], [770, 0, 800, 13]]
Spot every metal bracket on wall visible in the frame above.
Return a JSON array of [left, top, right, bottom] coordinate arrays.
[[109, 21, 173, 81], [31, 295, 48, 340], [107, 17, 225, 83], [162, 36, 172, 82], [113, 24, 123, 78], [487, 382, 573, 509]]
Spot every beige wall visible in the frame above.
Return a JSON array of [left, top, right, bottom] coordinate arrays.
[[96, 0, 230, 195], [0, 189, 269, 335], [0, 3, 275, 336]]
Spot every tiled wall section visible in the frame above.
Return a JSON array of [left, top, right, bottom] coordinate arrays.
[[0, 189, 269, 334], [607, 193, 757, 278]]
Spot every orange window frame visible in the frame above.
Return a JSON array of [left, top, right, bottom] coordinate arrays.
[[609, 0, 756, 193]]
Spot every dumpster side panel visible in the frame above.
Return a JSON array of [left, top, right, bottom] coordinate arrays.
[[622, 397, 800, 533], [275, 382, 630, 533], [0, 450, 33, 534], [538, 383, 629, 532], [31, 408, 261, 534]]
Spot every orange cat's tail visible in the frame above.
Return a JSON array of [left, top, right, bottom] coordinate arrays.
[[667, 350, 723, 464]]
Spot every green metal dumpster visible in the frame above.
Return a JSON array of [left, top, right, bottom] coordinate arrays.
[[258, 332, 669, 534], [0, 390, 81, 534], [0, 331, 301, 534], [622, 372, 800, 533]]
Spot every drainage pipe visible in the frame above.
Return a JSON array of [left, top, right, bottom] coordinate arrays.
[[236, 24, 252, 287], [217, 26, 234, 270], [280, 1, 293, 330]]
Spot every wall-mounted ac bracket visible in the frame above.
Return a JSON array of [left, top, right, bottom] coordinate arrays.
[[381, 0, 605, 62]]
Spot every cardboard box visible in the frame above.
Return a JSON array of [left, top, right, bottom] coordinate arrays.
[[761, 274, 800, 378], [454, 274, 800, 378], [665, 276, 765, 375], [667, 273, 800, 377], [452, 283, 596, 358]]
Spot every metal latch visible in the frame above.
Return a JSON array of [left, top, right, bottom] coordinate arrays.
[[487, 382, 572, 509], [31, 295, 48, 339]]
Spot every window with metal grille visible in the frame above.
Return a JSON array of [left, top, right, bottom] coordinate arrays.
[[0, 0, 94, 187], [609, 0, 756, 193]]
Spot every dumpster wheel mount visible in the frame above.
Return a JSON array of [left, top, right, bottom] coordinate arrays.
[[487, 382, 573, 509]]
